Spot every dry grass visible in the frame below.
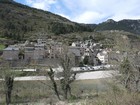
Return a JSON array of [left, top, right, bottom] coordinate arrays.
[[71, 79, 108, 98], [74, 91, 140, 105], [0, 79, 107, 104], [70, 79, 140, 105], [0, 78, 140, 105], [0, 80, 53, 104]]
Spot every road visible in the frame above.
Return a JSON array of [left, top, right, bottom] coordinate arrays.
[[11, 70, 118, 81]]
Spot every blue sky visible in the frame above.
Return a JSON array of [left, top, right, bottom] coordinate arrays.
[[14, 0, 140, 24]]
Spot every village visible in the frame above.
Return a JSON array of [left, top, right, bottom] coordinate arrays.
[[1, 37, 125, 71]]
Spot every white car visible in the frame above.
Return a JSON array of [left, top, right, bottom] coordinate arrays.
[[87, 67, 93, 70], [82, 67, 88, 71], [93, 66, 101, 70]]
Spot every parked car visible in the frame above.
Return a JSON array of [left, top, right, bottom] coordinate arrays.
[[80, 67, 84, 71], [87, 66, 93, 70], [93, 66, 101, 70], [82, 67, 88, 71]]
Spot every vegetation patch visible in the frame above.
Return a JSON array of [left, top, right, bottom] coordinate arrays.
[[0, 44, 5, 50]]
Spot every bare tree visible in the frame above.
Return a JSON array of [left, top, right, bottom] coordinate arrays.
[[0, 62, 15, 105], [119, 58, 133, 90], [47, 67, 61, 100], [132, 53, 140, 92], [59, 46, 77, 99], [119, 57, 140, 92], [108, 35, 140, 92], [47, 46, 77, 100]]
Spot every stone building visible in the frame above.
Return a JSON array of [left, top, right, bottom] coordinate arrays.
[[24, 47, 45, 60], [2, 47, 19, 60], [46, 42, 63, 58]]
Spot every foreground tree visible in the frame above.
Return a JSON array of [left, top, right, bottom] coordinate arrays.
[[0, 63, 15, 105], [59, 48, 77, 99], [4, 74, 14, 105], [47, 46, 76, 100], [47, 67, 61, 100], [119, 57, 140, 92], [119, 58, 133, 90]]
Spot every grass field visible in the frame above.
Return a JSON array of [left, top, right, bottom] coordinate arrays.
[[71, 79, 108, 96], [0, 78, 139, 105], [0, 79, 108, 104]]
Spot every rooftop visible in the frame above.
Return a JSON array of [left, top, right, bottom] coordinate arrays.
[[3, 47, 19, 51]]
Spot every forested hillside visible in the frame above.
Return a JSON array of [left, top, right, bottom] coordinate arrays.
[[0, 0, 96, 41]]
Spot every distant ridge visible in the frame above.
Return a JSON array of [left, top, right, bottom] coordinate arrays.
[[95, 19, 140, 35]]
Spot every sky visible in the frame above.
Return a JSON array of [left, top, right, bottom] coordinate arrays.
[[14, 0, 140, 24]]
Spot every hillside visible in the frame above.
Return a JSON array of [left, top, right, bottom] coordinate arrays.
[[58, 30, 140, 51], [0, 0, 140, 42], [0, 0, 96, 41], [95, 19, 140, 35]]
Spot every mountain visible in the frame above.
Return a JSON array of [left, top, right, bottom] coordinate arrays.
[[0, 0, 96, 41], [0, 0, 140, 42], [95, 19, 140, 35]]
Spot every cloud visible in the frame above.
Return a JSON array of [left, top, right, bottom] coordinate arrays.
[[24, 0, 140, 23], [112, 14, 140, 21], [25, 0, 56, 10], [73, 11, 106, 23], [25, 0, 34, 4], [58, 13, 70, 20]]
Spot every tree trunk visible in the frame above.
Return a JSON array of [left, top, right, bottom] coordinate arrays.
[[52, 80, 61, 100], [6, 93, 9, 105], [135, 80, 139, 92], [5, 76, 14, 105], [67, 84, 72, 97], [6, 91, 11, 105], [124, 74, 130, 89], [48, 68, 61, 100], [63, 84, 72, 99], [64, 87, 68, 99]]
